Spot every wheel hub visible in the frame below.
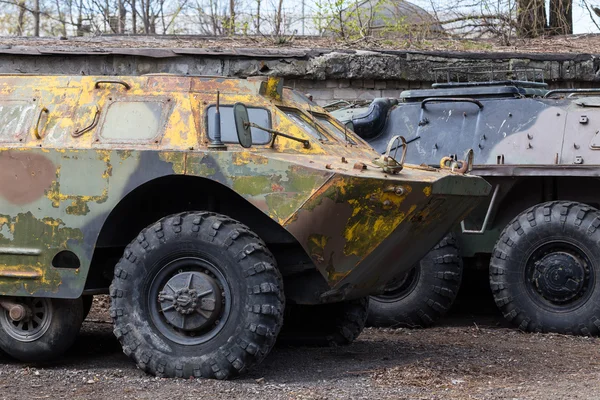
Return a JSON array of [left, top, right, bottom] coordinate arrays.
[[533, 251, 586, 303], [0, 298, 52, 342], [158, 271, 222, 331]]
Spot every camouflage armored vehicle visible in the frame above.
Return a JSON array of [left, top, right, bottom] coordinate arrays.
[[332, 67, 600, 336], [0, 74, 489, 378]]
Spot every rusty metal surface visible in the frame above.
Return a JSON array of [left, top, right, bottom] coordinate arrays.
[[331, 81, 600, 260], [0, 74, 489, 302]]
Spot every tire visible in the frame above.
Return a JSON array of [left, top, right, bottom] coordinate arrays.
[[490, 201, 600, 336], [110, 212, 284, 379], [82, 295, 93, 321], [0, 297, 83, 362], [279, 298, 368, 346], [367, 234, 462, 328]]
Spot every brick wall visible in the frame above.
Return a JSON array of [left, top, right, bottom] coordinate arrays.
[[286, 79, 429, 105], [286, 78, 600, 105]]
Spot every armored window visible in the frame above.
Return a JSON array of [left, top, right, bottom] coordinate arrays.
[[0, 100, 36, 142], [99, 101, 167, 142], [281, 109, 328, 141], [313, 114, 357, 145], [207, 106, 271, 145]]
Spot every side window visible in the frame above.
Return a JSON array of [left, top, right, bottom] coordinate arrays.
[[99, 101, 167, 142], [207, 106, 271, 144], [0, 101, 36, 142]]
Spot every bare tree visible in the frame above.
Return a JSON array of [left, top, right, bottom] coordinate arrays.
[[16, 0, 27, 35], [549, 0, 572, 34], [255, 0, 261, 33], [32, 0, 40, 35], [273, 0, 283, 35]]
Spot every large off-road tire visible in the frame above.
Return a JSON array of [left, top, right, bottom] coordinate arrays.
[[491, 201, 600, 335], [110, 212, 284, 379], [279, 298, 368, 346], [82, 295, 93, 321], [0, 297, 83, 362], [367, 234, 462, 328]]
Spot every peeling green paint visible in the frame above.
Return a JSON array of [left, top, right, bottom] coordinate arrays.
[[0, 212, 84, 296], [233, 176, 271, 196], [0, 74, 490, 303], [66, 199, 91, 215]]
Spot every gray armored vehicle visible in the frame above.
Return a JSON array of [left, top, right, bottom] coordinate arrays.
[[332, 67, 600, 335]]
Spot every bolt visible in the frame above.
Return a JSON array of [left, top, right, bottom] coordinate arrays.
[[394, 186, 405, 196], [383, 200, 391, 206]]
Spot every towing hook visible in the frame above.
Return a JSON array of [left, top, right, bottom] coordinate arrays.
[[440, 149, 474, 174], [372, 135, 407, 174]]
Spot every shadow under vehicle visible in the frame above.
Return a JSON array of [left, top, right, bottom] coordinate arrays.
[[331, 67, 600, 335], [0, 74, 489, 379]]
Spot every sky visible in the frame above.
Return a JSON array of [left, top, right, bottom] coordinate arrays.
[[572, 3, 597, 33], [290, 0, 600, 36], [407, 0, 599, 34]]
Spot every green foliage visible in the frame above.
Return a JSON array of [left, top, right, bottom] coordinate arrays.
[[314, 0, 437, 43]]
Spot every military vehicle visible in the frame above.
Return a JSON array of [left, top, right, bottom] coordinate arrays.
[[0, 74, 489, 379], [331, 66, 600, 336]]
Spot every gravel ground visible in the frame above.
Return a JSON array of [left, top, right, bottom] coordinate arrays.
[[0, 297, 599, 400]]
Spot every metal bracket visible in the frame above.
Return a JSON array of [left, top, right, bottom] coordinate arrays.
[[460, 184, 500, 234], [94, 80, 131, 90], [440, 149, 474, 173], [421, 97, 484, 109], [72, 105, 100, 137], [372, 135, 407, 174], [33, 106, 48, 140]]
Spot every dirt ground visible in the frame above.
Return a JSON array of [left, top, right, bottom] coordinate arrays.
[[0, 295, 598, 400]]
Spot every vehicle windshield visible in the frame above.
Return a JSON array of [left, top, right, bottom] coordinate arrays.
[[313, 114, 357, 145], [282, 109, 328, 141]]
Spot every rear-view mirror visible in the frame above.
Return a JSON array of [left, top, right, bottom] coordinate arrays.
[[233, 103, 252, 148]]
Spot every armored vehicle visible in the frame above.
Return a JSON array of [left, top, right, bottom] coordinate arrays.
[[332, 67, 600, 336], [0, 74, 489, 379]]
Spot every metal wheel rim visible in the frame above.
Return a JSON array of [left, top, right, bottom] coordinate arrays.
[[524, 240, 595, 311], [0, 298, 53, 343], [372, 267, 420, 303], [148, 255, 232, 346]]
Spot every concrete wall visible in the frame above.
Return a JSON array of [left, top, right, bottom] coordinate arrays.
[[2, 46, 599, 105]]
